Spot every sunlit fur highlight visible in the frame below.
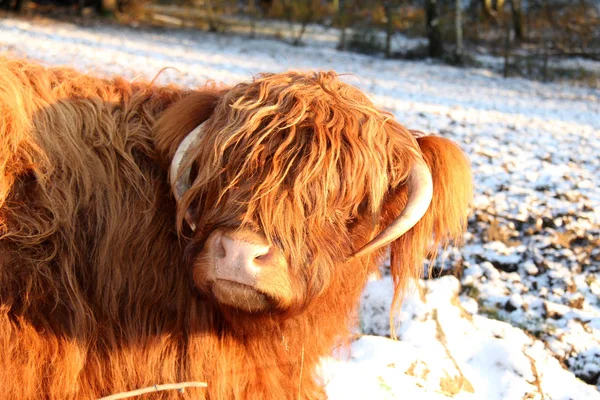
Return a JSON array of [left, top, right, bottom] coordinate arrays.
[[166, 71, 423, 312], [1, 57, 472, 399]]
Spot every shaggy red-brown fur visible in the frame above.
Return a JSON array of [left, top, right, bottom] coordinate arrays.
[[0, 58, 472, 399]]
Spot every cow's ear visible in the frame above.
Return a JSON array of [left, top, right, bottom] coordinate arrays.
[[382, 135, 473, 315], [154, 89, 227, 168]]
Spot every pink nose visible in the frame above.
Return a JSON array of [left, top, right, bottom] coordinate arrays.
[[212, 230, 273, 286]]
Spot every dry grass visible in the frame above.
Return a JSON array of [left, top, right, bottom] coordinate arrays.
[[98, 382, 207, 400]]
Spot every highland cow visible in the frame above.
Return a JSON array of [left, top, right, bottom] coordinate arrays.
[[0, 57, 472, 399]]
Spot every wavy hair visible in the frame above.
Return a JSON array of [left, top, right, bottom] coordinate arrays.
[[164, 72, 422, 307], [1, 58, 472, 399]]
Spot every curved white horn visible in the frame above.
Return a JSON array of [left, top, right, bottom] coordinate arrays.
[[169, 122, 207, 231], [350, 158, 433, 259]]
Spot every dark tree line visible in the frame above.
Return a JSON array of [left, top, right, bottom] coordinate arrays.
[[1, 0, 126, 15], [2, 0, 598, 65]]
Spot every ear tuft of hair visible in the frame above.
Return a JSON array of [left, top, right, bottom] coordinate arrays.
[[417, 135, 473, 250], [386, 135, 472, 335], [153, 89, 225, 169]]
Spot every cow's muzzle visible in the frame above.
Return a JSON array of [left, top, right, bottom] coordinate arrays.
[[195, 228, 293, 313]]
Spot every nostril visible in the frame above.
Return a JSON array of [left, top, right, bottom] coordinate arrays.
[[219, 235, 272, 264]]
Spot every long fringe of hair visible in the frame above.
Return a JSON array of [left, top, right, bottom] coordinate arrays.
[[162, 72, 424, 303]]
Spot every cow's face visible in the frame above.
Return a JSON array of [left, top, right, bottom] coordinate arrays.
[[169, 72, 432, 316]]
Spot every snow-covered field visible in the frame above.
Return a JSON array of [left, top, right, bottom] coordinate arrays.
[[1, 16, 599, 399]]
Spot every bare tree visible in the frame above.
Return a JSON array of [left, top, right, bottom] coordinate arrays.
[[503, 17, 511, 77], [336, 0, 352, 51], [455, 0, 464, 58], [425, 0, 444, 58], [13, 0, 28, 13], [248, 0, 259, 38], [508, 0, 526, 40], [384, 1, 394, 58], [280, 0, 321, 46], [204, 0, 220, 32]]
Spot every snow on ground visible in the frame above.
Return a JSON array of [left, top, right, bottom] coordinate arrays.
[[1, 16, 599, 399], [354, 276, 599, 399]]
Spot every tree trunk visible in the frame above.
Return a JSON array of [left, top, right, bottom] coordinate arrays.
[[384, 2, 393, 58], [455, 0, 463, 58], [14, 0, 28, 13], [474, 0, 480, 42], [205, 0, 219, 32], [425, 0, 444, 58], [503, 19, 511, 77], [336, 0, 349, 50], [97, 0, 117, 15], [293, 20, 309, 46], [0, 0, 12, 11], [509, 0, 525, 40], [542, 41, 549, 82], [249, 0, 257, 38], [292, 0, 315, 46]]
